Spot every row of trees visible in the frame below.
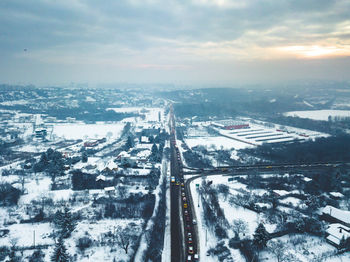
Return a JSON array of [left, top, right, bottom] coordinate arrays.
[[241, 133, 350, 164]]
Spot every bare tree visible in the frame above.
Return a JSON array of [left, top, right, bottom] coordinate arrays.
[[115, 227, 133, 254], [15, 169, 26, 194], [232, 219, 248, 239], [267, 240, 286, 262]]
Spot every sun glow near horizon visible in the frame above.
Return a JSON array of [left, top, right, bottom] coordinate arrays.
[[278, 45, 350, 59]]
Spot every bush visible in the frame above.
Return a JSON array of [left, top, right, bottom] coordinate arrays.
[[29, 249, 45, 262], [207, 241, 231, 262], [76, 236, 93, 251], [0, 246, 10, 261], [0, 183, 21, 206]]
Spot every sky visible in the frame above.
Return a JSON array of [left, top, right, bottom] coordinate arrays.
[[0, 0, 350, 86]]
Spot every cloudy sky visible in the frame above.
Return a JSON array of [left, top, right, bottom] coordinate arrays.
[[1, 0, 350, 86]]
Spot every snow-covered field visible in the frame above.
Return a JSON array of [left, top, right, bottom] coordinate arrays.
[[284, 109, 350, 121], [0, 222, 53, 247], [185, 136, 253, 150], [107, 107, 164, 123], [52, 122, 125, 140]]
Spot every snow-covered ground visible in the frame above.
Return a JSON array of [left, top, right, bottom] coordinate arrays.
[[260, 234, 348, 262], [66, 218, 143, 262], [185, 136, 253, 150], [52, 122, 125, 140], [284, 109, 350, 121], [107, 107, 164, 123], [0, 222, 54, 247]]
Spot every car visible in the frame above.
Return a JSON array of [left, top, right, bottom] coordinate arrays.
[[193, 254, 199, 261], [188, 237, 193, 244], [186, 216, 190, 222], [187, 255, 192, 262], [171, 176, 175, 183], [192, 219, 197, 225], [181, 183, 184, 187], [182, 192, 185, 197], [184, 210, 188, 215], [176, 181, 180, 186], [188, 246, 194, 254], [187, 232, 192, 237], [184, 203, 188, 208], [183, 197, 186, 201], [186, 224, 191, 230]]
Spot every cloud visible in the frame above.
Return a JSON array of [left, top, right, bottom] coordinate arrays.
[[0, 0, 350, 84]]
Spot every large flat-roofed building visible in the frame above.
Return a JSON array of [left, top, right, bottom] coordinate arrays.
[[212, 120, 249, 130]]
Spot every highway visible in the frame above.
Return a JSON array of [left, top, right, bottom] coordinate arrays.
[[170, 107, 198, 262]]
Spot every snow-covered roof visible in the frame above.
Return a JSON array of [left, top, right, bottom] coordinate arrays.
[[329, 192, 344, 198], [104, 186, 115, 192], [96, 175, 106, 181], [106, 160, 118, 170], [326, 223, 350, 245], [322, 206, 350, 224], [141, 136, 150, 143], [73, 157, 100, 169], [303, 177, 312, 182], [273, 190, 289, 196], [327, 235, 341, 246], [118, 151, 130, 158]]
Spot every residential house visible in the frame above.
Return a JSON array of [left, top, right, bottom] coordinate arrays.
[[321, 205, 350, 227], [326, 223, 350, 248]]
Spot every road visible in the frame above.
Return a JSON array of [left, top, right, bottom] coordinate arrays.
[[170, 107, 198, 262]]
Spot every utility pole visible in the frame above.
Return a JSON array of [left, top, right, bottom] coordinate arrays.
[[206, 228, 207, 246]]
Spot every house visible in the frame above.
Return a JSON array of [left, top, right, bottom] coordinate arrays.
[[321, 205, 350, 227], [140, 136, 150, 143], [272, 190, 289, 197], [326, 223, 350, 248], [84, 140, 99, 147], [329, 192, 344, 200], [96, 174, 106, 182], [118, 152, 137, 167], [104, 186, 115, 196], [103, 160, 118, 172], [96, 174, 106, 188]]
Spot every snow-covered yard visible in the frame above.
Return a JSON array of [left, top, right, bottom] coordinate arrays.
[[52, 122, 125, 140], [261, 234, 348, 262], [185, 136, 253, 150]]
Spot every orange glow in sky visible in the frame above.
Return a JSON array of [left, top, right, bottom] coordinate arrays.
[[279, 45, 350, 58]]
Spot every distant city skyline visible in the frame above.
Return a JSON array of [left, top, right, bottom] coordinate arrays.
[[1, 0, 350, 86]]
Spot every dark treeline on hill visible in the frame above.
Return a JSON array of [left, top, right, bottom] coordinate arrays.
[[241, 133, 350, 163], [0, 103, 138, 122], [174, 102, 237, 118], [170, 88, 318, 118], [266, 115, 350, 135]]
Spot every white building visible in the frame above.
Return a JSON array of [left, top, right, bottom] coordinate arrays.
[[326, 223, 350, 247]]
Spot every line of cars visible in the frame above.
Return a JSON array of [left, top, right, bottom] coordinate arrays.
[[171, 128, 198, 261]]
